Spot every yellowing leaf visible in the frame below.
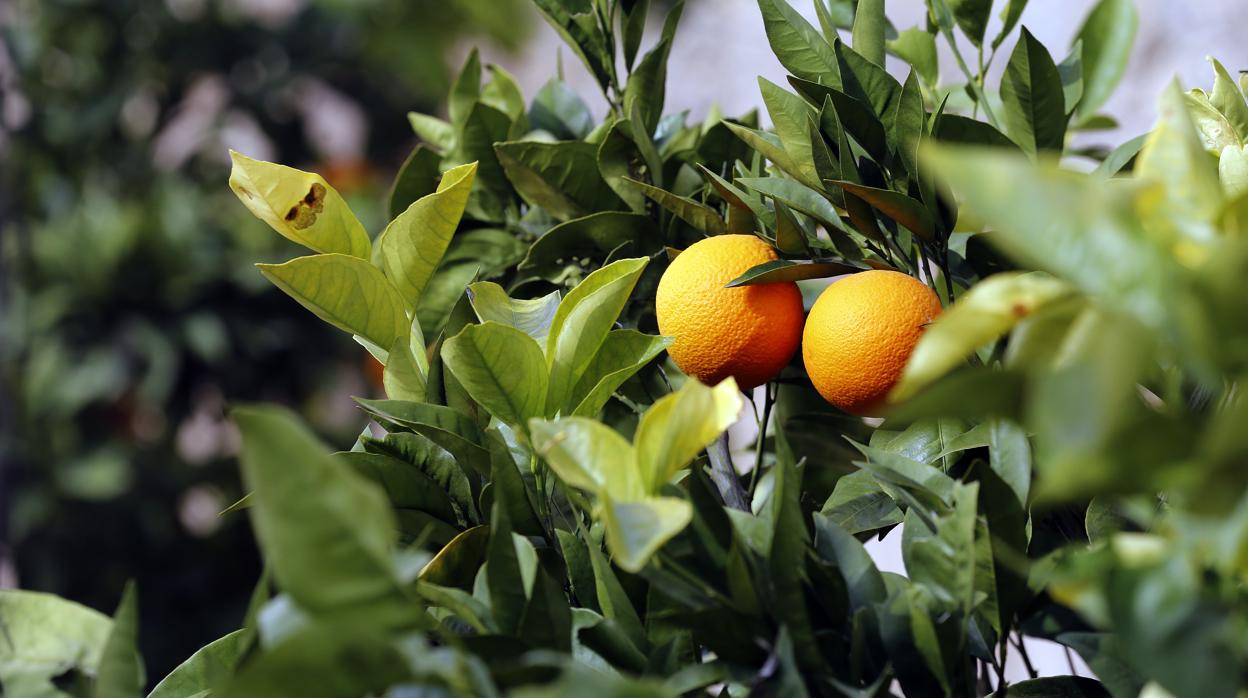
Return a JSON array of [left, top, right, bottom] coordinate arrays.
[[374, 162, 478, 308], [468, 281, 561, 347], [892, 272, 1071, 401], [600, 494, 693, 573], [529, 417, 643, 499], [383, 339, 426, 402], [1137, 83, 1224, 226], [228, 151, 370, 259], [633, 378, 742, 491], [257, 254, 409, 351]]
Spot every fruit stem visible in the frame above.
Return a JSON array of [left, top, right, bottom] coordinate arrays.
[[707, 432, 750, 511]]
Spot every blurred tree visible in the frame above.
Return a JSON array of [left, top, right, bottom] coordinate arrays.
[[0, 0, 530, 682]]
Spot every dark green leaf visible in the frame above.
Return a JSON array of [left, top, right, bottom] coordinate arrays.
[[495, 141, 623, 221], [850, 0, 885, 66], [826, 180, 936, 240], [947, 0, 992, 46], [531, 79, 594, 140], [624, 178, 727, 234], [1000, 28, 1068, 155], [520, 212, 658, 281], [757, 0, 840, 85], [986, 676, 1111, 698], [725, 258, 862, 287], [388, 145, 441, 220], [933, 114, 1019, 149]]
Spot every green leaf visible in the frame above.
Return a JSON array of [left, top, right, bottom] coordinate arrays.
[[736, 176, 841, 229], [1075, 0, 1138, 120], [233, 406, 415, 625], [599, 118, 661, 207], [468, 282, 560, 347], [987, 418, 1032, 506], [416, 581, 493, 634], [986, 676, 1111, 698], [94, 582, 141, 698], [373, 162, 477, 307], [933, 113, 1019, 149], [459, 102, 514, 217], [354, 398, 490, 477], [228, 151, 370, 259], [889, 28, 938, 89], [624, 178, 727, 234], [892, 272, 1072, 401], [495, 141, 623, 221], [1207, 57, 1248, 142], [812, 513, 888, 608], [901, 482, 978, 615], [600, 493, 693, 573], [531, 79, 594, 140], [768, 447, 821, 671], [1137, 83, 1225, 226], [634, 378, 742, 491], [757, 0, 839, 85], [821, 469, 903, 534], [519, 567, 573, 651], [418, 525, 489, 589], [947, 0, 992, 46], [825, 180, 936, 240], [583, 537, 648, 649], [257, 252, 408, 362], [382, 339, 426, 402], [724, 122, 822, 190], [149, 630, 248, 698], [0, 590, 112, 695], [335, 451, 459, 529], [725, 258, 861, 287], [834, 39, 903, 126], [443, 322, 549, 429], [1058, 41, 1085, 115], [362, 432, 475, 521], [569, 330, 672, 417], [991, 0, 1028, 49], [621, 0, 650, 70], [623, 28, 676, 135], [1221, 145, 1248, 200], [529, 416, 643, 498], [520, 212, 658, 281], [218, 622, 409, 698], [1095, 133, 1147, 177], [532, 0, 614, 91], [545, 257, 648, 413], [759, 78, 819, 186], [1000, 28, 1068, 155], [388, 144, 441, 220], [448, 48, 482, 130], [407, 112, 456, 152], [485, 498, 527, 634], [482, 64, 527, 123], [850, 0, 885, 65]]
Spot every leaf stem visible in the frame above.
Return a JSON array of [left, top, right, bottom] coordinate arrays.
[[706, 432, 750, 511], [749, 383, 774, 494]]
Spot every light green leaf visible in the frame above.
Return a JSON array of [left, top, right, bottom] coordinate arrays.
[[442, 322, 549, 429], [892, 272, 1072, 401], [0, 590, 112, 696], [228, 151, 370, 259], [757, 0, 840, 85], [149, 630, 248, 698], [901, 482, 978, 615], [1058, 41, 1085, 115], [545, 257, 648, 414], [634, 377, 742, 491], [468, 282, 561, 347], [1220, 144, 1248, 199], [529, 417, 643, 499], [383, 336, 426, 403], [374, 162, 477, 307], [407, 113, 455, 152], [1138, 83, 1225, 226], [850, 0, 885, 65], [94, 582, 141, 698], [1075, 0, 1138, 120], [600, 494, 693, 573], [233, 406, 414, 625], [569, 330, 673, 417], [258, 254, 409, 351], [482, 64, 527, 122], [1208, 57, 1248, 142], [889, 27, 938, 89], [1186, 90, 1243, 153]]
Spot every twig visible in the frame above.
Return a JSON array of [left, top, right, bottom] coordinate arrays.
[[1011, 634, 1038, 680], [748, 383, 774, 493], [1064, 645, 1079, 675], [707, 432, 750, 511]]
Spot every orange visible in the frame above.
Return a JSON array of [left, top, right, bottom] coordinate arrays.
[[655, 234, 804, 390], [803, 270, 941, 416]]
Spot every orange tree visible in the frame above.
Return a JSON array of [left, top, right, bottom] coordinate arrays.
[[5, 1, 1248, 697]]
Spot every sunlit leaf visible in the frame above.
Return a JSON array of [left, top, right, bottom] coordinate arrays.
[[600, 494, 693, 573], [634, 378, 742, 490], [529, 416, 643, 498], [443, 322, 549, 429]]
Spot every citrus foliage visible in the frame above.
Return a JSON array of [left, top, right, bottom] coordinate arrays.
[[7, 1, 1248, 698]]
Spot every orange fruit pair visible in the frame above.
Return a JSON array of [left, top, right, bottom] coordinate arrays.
[[655, 234, 941, 416]]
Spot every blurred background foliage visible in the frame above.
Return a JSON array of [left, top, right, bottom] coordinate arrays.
[[0, 0, 530, 679]]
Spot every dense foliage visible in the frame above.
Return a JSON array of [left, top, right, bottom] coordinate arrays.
[[5, 0, 1248, 697]]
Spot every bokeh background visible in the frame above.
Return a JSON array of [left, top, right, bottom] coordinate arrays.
[[1, 0, 1241, 685]]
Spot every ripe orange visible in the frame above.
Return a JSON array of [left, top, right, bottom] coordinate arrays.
[[655, 234, 804, 390], [803, 270, 941, 416]]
